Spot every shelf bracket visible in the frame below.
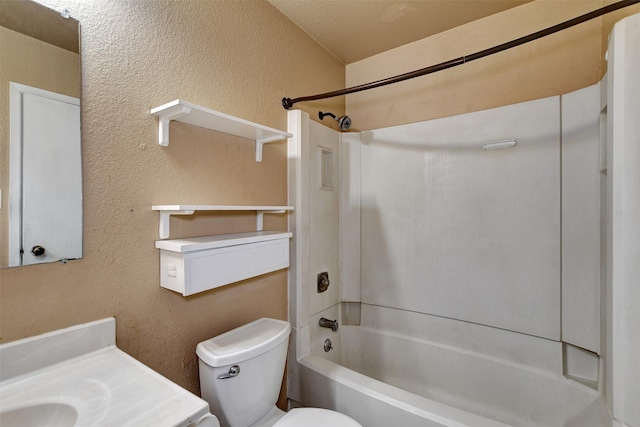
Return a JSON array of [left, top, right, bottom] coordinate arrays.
[[157, 106, 192, 146], [255, 135, 287, 162], [158, 209, 195, 239], [256, 210, 286, 231]]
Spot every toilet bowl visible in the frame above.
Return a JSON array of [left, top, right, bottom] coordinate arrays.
[[196, 318, 361, 427], [273, 407, 360, 427]]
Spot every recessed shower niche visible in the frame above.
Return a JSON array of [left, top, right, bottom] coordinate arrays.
[[319, 148, 334, 190]]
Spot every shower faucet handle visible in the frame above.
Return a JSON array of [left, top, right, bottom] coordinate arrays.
[[317, 272, 330, 293]]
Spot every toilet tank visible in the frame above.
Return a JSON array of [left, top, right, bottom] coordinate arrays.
[[197, 318, 291, 427]]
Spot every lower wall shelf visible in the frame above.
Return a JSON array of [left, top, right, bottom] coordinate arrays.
[[156, 231, 292, 296]]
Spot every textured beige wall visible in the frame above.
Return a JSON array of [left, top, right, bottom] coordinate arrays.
[[346, 0, 608, 131], [0, 0, 344, 398], [0, 27, 80, 266]]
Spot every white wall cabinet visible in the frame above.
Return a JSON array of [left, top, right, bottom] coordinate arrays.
[[156, 230, 292, 296]]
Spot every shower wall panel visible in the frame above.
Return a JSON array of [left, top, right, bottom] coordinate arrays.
[[288, 110, 341, 328], [360, 97, 561, 340], [561, 84, 601, 354], [340, 132, 362, 303], [307, 120, 341, 317]]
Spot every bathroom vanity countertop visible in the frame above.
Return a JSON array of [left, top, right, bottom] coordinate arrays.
[[0, 346, 213, 427], [0, 318, 217, 427]]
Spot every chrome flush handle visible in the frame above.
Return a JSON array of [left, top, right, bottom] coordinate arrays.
[[217, 365, 240, 379]]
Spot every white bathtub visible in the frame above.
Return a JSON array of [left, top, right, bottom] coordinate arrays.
[[288, 305, 612, 427]]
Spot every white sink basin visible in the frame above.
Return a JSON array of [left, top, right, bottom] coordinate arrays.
[[0, 377, 109, 426], [0, 403, 78, 427], [0, 318, 219, 427]]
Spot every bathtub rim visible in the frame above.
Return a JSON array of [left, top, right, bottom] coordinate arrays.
[[295, 352, 513, 427]]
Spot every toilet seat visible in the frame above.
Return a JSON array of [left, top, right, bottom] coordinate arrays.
[[273, 408, 362, 427]]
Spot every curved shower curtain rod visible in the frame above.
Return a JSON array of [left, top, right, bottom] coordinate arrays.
[[281, 0, 640, 110]]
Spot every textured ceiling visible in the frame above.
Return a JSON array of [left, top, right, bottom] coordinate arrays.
[[268, 0, 533, 64]]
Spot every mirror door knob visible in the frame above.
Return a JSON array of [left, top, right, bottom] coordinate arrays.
[[30, 245, 46, 256]]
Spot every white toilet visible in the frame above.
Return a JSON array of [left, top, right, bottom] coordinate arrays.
[[196, 318, 361, 427]]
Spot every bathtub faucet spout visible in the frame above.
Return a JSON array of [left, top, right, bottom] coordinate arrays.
[[319, 318, 339, 332]]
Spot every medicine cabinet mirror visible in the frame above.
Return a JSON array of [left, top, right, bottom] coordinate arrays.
[[0, 0, 82, 267]]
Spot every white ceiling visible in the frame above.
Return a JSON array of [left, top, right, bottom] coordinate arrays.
[[268, 0, 533, 64]]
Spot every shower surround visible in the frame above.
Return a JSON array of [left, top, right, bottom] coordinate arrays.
[[287, 14, 639, 427]]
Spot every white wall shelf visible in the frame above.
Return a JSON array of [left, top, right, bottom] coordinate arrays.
[[151, 205, 293, 239], [150, 100, 292, 161]]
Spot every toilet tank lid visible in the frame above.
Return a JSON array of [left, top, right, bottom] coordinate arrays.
[[196, 318, 291, 367]]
